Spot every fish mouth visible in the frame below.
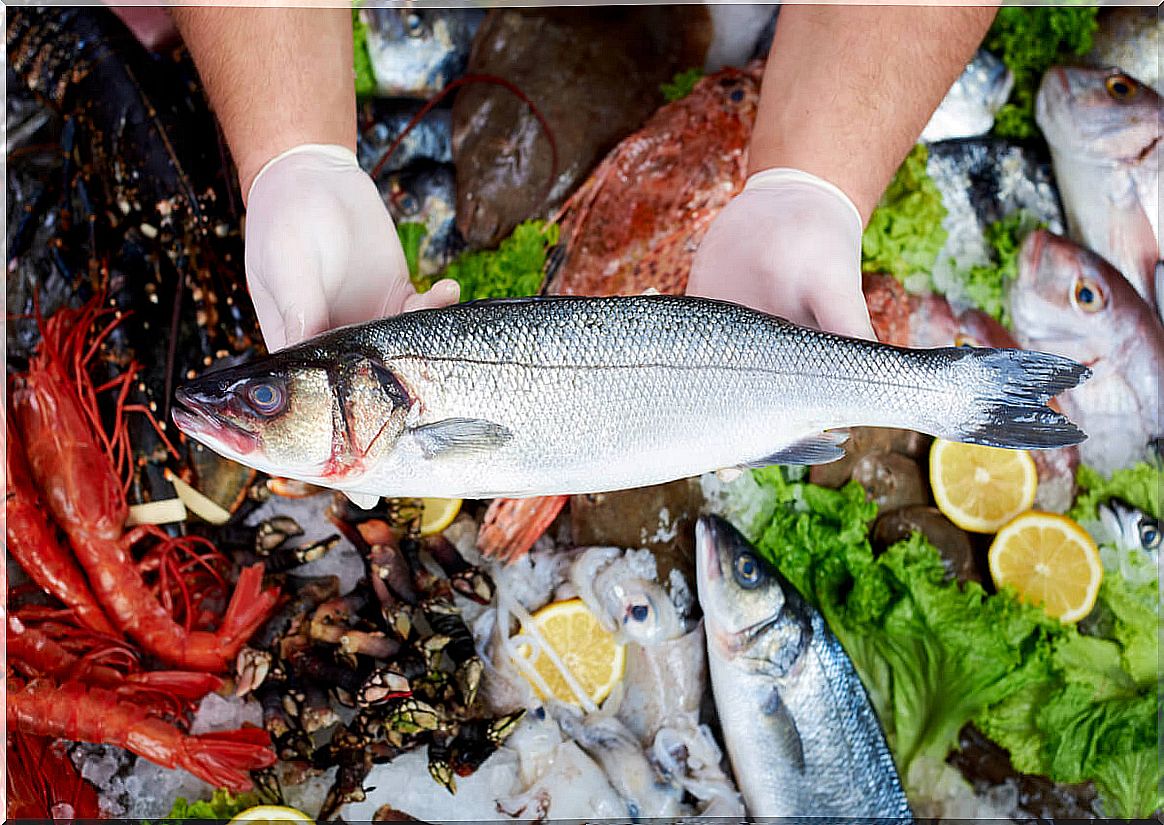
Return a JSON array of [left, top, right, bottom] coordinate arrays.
[[172, 388, 259, 457]]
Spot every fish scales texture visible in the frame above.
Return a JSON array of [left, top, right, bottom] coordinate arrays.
[[174, 297, 1089, 501], [709, 612, 911, 817], [698, 515, 911, 818]]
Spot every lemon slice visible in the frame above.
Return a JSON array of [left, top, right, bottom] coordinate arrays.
[[929, 439, 1038, 533], [989, 511, 1103, 623], [228, 805, 314, 825], [515, 598, 626, 706], [418, 497, 462, 536]]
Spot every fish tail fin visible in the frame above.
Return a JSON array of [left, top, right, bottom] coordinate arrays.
[[940, 347, 1091, 449]]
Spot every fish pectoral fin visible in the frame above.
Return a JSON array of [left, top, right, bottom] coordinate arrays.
[[411, 417, 514, 460], [745, 430, 850, 468], [345, 491, 382, 510], [761, 688, 806, 773]]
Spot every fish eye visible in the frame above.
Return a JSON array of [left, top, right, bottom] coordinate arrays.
[[1140, 519, 1161, 550], [246, 380, 285, 416], [627, 603, 651, 623], [1072, 277, 1106, 313], [396, 193, 419, 215], [1105, 74, 1138, 101], [405, 13, 425, 37], [733, 552, 762, 588]]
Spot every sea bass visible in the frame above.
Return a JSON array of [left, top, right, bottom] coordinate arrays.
[[1035, 66, 1162, 311], [172, 296, 1089, 505], [695, 515, 912, 818], [1010, 230, 1163, 474]]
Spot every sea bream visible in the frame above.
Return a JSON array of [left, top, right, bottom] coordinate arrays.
[[1035, 66, 1162, 312], [695, 514, 912, 818], [172, 295, 1090, 505], [1010, 229, 1163, 475]]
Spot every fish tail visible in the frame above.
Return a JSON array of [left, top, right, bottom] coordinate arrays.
[[940, 347, 1091, 449]]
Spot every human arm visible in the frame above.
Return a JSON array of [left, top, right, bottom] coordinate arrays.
[[687, 6, 998, 338], [170, 8, 458, 351]]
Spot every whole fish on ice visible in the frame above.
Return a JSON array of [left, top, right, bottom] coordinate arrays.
[[1010, 230, 1163, 475], [1036, 66, 1162, 311], [695, 514, 912, 818], [173, 295, 1089, 505]]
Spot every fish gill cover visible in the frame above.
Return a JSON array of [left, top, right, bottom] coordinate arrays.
[[722, 465, 1161, 818]]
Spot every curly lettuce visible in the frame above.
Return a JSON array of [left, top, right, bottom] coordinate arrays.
[[422, 219, 560, 302], [861, 144, 948, 291], [957, 211, 1044, 328], [985, 7, 1100, 140]]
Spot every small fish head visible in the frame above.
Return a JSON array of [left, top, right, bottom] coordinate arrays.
[[1098, 498, 1162, 557], [695, 515, 808, 676], [173, 347, 410, 488], [1036, 66, 1162, 163], [1011, 230, 1126, 360], [173, 357, 333, 478], [609, 578, 682, 646]]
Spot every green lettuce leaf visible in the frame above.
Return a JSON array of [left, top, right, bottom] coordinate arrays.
[[861, 144, 948, 290], [957, 211, 1044, 327], [660, 68, 705, 103], [424, 219, 560, 302], [162, 789, 259, 821], [352, 8, 377, 98], [397, 222, 428, 282], [985, 7, 1099, 140], [1068, 460, 1164, 523]]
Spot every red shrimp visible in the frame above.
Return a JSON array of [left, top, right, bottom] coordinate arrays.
[[5, 416, 119, 637], [9, 294, 280, 671], [7, 678, 277, 792]]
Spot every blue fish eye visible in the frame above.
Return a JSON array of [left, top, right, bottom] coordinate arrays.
[[247, 381, 284, 415], [1140, 520, 1161, 549], [628, 604, 650, 623], [734, 552, 761, 588]]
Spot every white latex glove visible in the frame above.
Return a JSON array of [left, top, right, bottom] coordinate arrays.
[[687, 168, 876, 341], [245, 144, 460, 351]]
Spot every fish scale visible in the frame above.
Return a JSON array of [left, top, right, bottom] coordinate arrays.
[[174, 295, 1089, 503]]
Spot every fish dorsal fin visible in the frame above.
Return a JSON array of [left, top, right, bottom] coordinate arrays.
[[345, 491, 381, 510], [745, 430, 850, 468], [411, 418, 514, 460], [761, 688, 806, 773]]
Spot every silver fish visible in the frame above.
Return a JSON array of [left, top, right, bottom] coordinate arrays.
[[1035, 66, 1162, 310], [921, 49, 1014, 143], [1098, 498, 1161, 562], [1010, 229, 1164, 474], [172, 295, 1089, 506], [695, 514, 912, 818], [361, 7, 483, 99], [376, 161, 463, 278], [357, 99, 453, 175]]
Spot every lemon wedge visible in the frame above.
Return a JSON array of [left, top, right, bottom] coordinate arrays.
[[930, 439, 1038, 533], [515, 598, 625, 706], [418, 497, 463, 536], [989, 511, 1103, 623], [228, 805, 314, 825]]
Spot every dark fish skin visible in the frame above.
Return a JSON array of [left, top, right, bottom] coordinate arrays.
[[361, 7, 483, 99], [376, 161, 463, 277], [696, 515, 913, 818], [451, 6, 713, 249], [357, 99, 453, 176]]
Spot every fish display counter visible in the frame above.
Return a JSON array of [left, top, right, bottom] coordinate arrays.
[[5, 4, 1161, 823]]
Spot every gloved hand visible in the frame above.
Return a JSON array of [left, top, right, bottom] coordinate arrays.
[[245, 144, 460, 351], [687, 168, 876, 341]]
